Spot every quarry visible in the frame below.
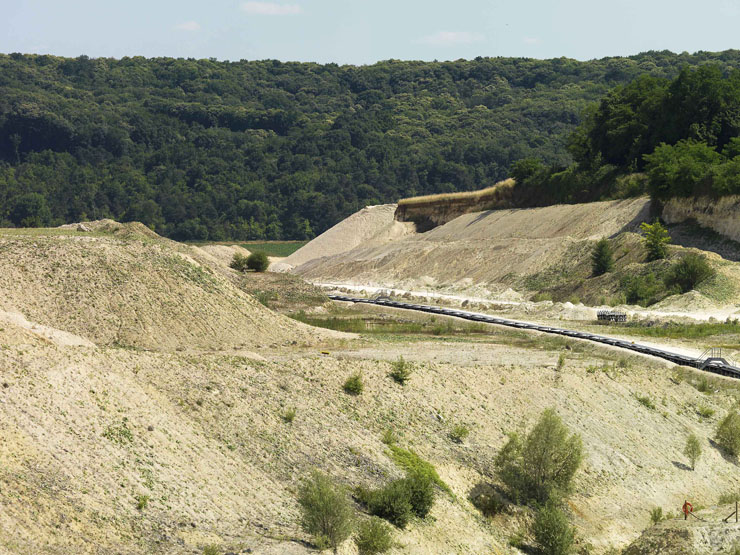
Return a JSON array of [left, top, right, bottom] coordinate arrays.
[[3, 190, 740, 554]]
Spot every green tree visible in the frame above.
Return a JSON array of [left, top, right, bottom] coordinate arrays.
[[684, 433, 702, 470], [532, 501, 575, 555], [297, 472, 354, 552], [246, 251, 269, 272], [495, 408, 583, 504], [9, 192, 52, 227], [639, 220, 671, 261], [644, 139, 721, 198], [591, 238, 614, 276], [715, 411, 740, 457], [664, 254, 715, 293]]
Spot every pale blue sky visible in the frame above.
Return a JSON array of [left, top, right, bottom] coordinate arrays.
[[4, 0, 740, 65]]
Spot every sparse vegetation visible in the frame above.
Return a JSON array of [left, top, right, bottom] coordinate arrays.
[[389, 356, 412, 385], [136, 494, 150, 511], [533, 501, 575, 555], [495, 408, 583, 504], [102, 418, 133, 445], [202, 545, 220, 555], [281, 407, 296, 423], [354, 517, 393, 554], [449, 423, 470, 443], [246, 252, 269, 272], [381, 429, 398, 445], [297, 471, 354, 551], [697, 404, 715, 418], [635, 394, 656, 410], [684, 434, 702, 470], [343, 372, 364, 395], [359, 471, 436, 528], [650, 506, 663, 525], [387, 445, 450, 494], [591, 238, 614, 276], [719, 491, 740, 505], [715, 411, 740, 457]]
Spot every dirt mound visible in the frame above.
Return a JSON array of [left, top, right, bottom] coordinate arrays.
[[0, 225, 336, 351], [280, 204, 415, 269], [293, 198, 651, 287], [193, 244, 252, 268]]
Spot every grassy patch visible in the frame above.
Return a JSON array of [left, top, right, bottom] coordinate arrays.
[[239, 241, 307, 257], [596, 320, 740, 340], [387, 445, 451, 495], [291, 311, 489, 336]]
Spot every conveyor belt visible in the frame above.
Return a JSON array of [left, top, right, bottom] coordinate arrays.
[[328, 295, 740, 380]]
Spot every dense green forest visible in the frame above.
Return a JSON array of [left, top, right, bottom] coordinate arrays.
[[514, 64, 740, 205], [3, 50, 740, 239]]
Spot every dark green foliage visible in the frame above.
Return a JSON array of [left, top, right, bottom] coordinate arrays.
[[664, 253, 715, 293], [4, 52, 740, 238], [532, 501, 575, 555], [246, 252, 269, 272], [359, 480, 413, 529], [354, 517, 393, 555], [229, 253, 249, 272], [640, 220, 671, 261], [620, 271, 668, 306], [715, 411, 740, 457], [495, 408, 583, 504], [297, 472, 354, 550], [591, 238, 614, 276], [343, 372, 364, 395]]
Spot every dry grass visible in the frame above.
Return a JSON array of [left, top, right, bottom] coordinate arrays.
[[396, 179, 514, 207]]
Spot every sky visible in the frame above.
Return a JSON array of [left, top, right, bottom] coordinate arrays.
[[3, 0, 740, 65]]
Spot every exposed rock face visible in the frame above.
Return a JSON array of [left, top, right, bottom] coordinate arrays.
[[663, 196, 740, 242]]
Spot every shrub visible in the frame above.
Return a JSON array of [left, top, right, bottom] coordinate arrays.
[[697, 404, 714, 418], [355, 517, 393, 554], [203, 545, 220, 555], [532, 501, 575, 555], [650, 506, 663, 525], [640, 220, 671, 261], [246, 251, 269, 272], [360, 471, 436, 528], [297, 472, 354, 551], [449, 424, 470, 443], [684, 434, 702, 470], [381, 429, 398, 445], [387, 445, 450, 494], [471, 486, 507, 517], [532, 292, 553, 302], [556, 353, 566, 372], [389, 356, 412, 385], [636, 394, 656, 410], [715, 411, 740, 457], [281, 407, 296, 423], [229, 253, 249, 272], [136, 494, 150, 511], [343, 372, 364, 395], [495, 408, 583, 504], [621, 272, 666, 306], [591, 238, 614, 276], [360, 480, 413, 528], [664, 254, 715, 293], [719, 491, 740, 504]]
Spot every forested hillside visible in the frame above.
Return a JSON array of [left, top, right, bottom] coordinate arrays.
[[3, 50, 740, 240]]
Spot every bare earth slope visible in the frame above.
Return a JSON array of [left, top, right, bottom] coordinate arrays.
[[0, 222, 329, 351], [292, 198, 651, 288], [279, 204, 415, 270]]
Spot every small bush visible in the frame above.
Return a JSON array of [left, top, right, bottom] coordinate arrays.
[[229, 253, 249, 272], [381, 429, 398, 445], [355, 517, 393, 554], [449, 424, 470, 444], [636, 394, 656, 410], [715, 411, 740, 457], [532, 292, 553, 302], [684, 433, 702, 470], [360, 480, 413, 529], [719, 491, 740, 505], [508, 530, 526, 549], [591, 238, 614, 276], [650, 506, 663, 525], [388, 445, 450, 494], [696, 376, 713, 394], [281, 407, 296, 423], [495, 408, 583, 504], [246, 251, 269, 272], [532, 501, 575, 555], [664, 254, 715, 293], [343, 372, 364, 395], [556, 353, 566, 372], [298, 472, 354, 551], [203, 545, 220, 555], [136, 494, 150, 511], [471, 487, 507, 517], [389, 356, 412, 385], [697, 404, 715, 418]]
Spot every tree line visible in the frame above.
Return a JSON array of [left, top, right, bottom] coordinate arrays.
[[3, 51, 740, 239]]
